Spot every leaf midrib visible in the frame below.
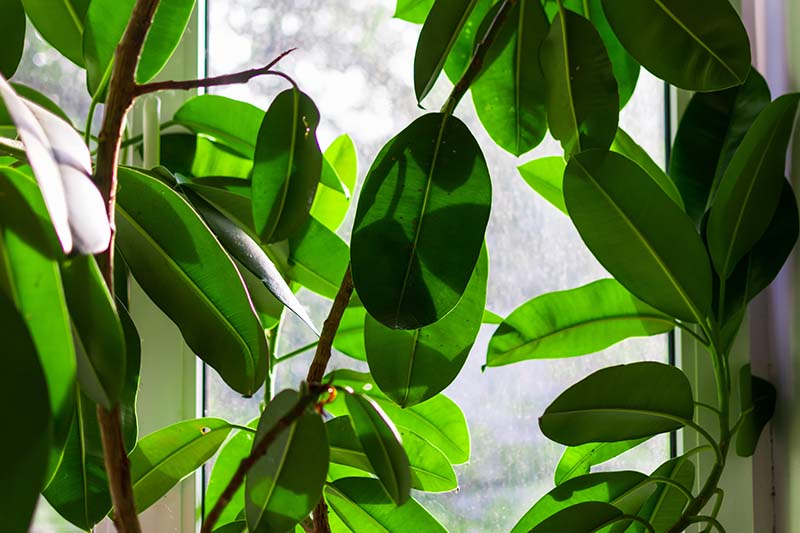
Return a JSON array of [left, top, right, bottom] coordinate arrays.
[[557, 8, 581, 153], [380, 401, 466, 461], [354, 399, 401, 498], [330, 445, 453, 484], [254, 418, 298, 527], [325, 484, 390, 533], [543, 407, 691, 427], [267, 90, 302, 242], [400, 329, 422, 406]]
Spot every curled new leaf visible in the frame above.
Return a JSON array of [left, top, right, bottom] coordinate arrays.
[[736, 365, 777, 457]]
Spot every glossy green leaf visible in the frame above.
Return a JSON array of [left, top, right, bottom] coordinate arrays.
[[414, 0, 479, 102], [181, 176, 255, 232], [564, 149, 711, 322], [187, 192, 318, 334], [205, 420, 258, 525], [540, 8, 618, 156], [670, 69, 771, 224], [517, 156, 567, 213], [530, 501, 623, 532], [488, 279, 674, 367], [236, 259, 282, 330], [511, 471, 647, 532], [554, 438, 649, 485], [288, 215, 350, 299], [736, 365, 777, 457], [173, 95, 265, 157], [352, 112, 491, 329], [116, 167, 268, 396], [325, 370, 470, 464], [83, 0, 196, 95], [245, 390, 328, 533], [540, 362, 694, 445], [61, 255, 126, 409], [252, 88, 323, 243], [0, 0, 25, 77], [344, 392, 411, 504], [706, 94, 800, 278], [311, 134, 358, 232], [130, 418, 231, 512], [601, 0, 750, 91], [21, 0, 89, 66], [0, 169, 75, 463], [471, 0, 548, 156], [366, 246, 487, 406], [325, 477, 446, 532], [611, 129, 682, 209], [442, 0, 497, 82], [0, 292, 51, 533], [213, 522, 247, 533], [333, 306, 367, 361], [326, 416, 457, 492], [632, 456, 695, 532], [394, 0, 434, 23], [482, 308, 503, 324]]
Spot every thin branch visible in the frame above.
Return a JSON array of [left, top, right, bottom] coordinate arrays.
[[275, 340, 320, 364], [134, 48, 296, 95], [440, 0, 518, 115], [311, 500, 332, 533], [201, 383, 329, 533], [306, 265, 354, 383]]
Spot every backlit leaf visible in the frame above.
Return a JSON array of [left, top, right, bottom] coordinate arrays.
[[21, 0, 89, 66], [517, 156, 567, 213], [172, 95, 264, 158], [554, 438, 649, 485]]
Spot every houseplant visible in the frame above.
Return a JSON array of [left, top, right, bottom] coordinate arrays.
[[0, 0, 797, 532]]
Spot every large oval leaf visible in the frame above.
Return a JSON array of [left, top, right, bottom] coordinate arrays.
[[0, 0, 25, 77], [540, 8, 618, 157], [325, 478, 446, 532], [530, 501, 623, 532], [564, 149, 711, 322], [471, 0, 549, 156], [116, 167, 268, 396], [413, 0, 479, 102], [602, 0, 749, 90], [670, 69, 771, 224], [172, 95, 264, 158], [21, 0, 89, 66], [252, 88, 323, 243], [706, 94, 800, 278], [287, 215, 351, 299], [245, 390, 328, 533], [511, 471, 647, 532], [205, 420, 258, 525], [130, 418, 231, 513], [366, 246, 487, 406], [442, 0, 497, 82], [487, 279, 674, 367], [554, 438, 649, 485], [83, 0, 196, 95], [344, 392, 411, 505], [326, 416, 457, 493], [325, 370, 470, 464], [540, 362, 694, 445], [517, 156, 567, 214], [0, 292, 51, 533], [351, 112, 491, 329]]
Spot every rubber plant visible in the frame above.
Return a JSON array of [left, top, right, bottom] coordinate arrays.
[[0, 0, 796, 532]]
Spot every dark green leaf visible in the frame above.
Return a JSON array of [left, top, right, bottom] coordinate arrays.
[[530, 501, 623, 532], [414, 0, 479, 102], [564, 149, 711, 322], [116, 167, 268, 396], [205, 420, 257, 525], [0, 292, 51, 533], [366, 245, 487, 406], [394, 0, 434, 23], [325, 478, 446, 532], [632, 456, 695, 532], [21, 0, 89, 66], [237, 259, 282, 330], [540, 362, 694, 445], [488, 279, 674, 367], [61, 255, 126, 409], [517, 156, 567, 214], [173, 95, 265, 157], [0, 0, 25, 77], [311, 134, 358, 232], [130, 418, 231, 512], [442, 0, 497, 82], [706, 94, 800, 277], [471, 0, 548, 156], [213, 521, 247, 533], [540, 8, 618, 156], [670, 69, 771, 224], [181, 176, 255, 232], [333, 306, 367, 361], [344, 392, 411, 504], [736, 365, 777, 457], [245, 390, 328, 533], [83, 0, 196, 95], [554, 438, 649, 485], [352, 112, 491, 329], [601, 0, 750, 90], [611, 129, 683, 209], [326, 416, 457, 492], [325, 370, 470, 464], [288, 215, 350, 299], [252, 88, 323, 243], [511, 471, 647, 532]]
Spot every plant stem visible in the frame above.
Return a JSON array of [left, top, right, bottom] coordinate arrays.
[[201, 383, 329, 533], [306, 265, 354, 383], [275, 340, 320, 364], [134, 49, 296, 95], [93, 1, 162, 531], [440, 0, 517, 115]]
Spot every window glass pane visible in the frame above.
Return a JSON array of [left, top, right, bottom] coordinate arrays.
[[205, 1, 669, 531]]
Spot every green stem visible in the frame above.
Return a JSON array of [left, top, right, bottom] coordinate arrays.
[[701, 489, 725, 532], [688, 515, 726, 532], [229, 423, 256, 434], [647, 476, 694, 501], [676, 321, 710, 346], [598, 515, 654, 533], [84, 64, 114, 147], [695, 401, 723, 417], [274, 340, 319, 364]]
